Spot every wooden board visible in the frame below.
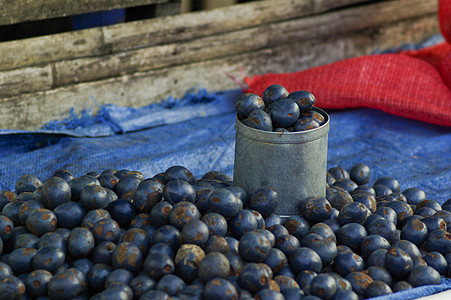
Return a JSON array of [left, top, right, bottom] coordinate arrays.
[[0, 13, 439, 130], [0, 0, 177, 26]]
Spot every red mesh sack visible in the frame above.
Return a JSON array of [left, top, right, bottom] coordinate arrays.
[[244, 0, 451, 126]]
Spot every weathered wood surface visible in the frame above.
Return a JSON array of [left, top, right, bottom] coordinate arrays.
[[0, 0, 178, 26], [0, 13, 439, 130], [0, 0, 438, 97], [0, 0, 373, 72]]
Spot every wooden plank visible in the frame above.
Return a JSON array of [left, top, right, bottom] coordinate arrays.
[[0, 66, 53, 97], [28, 0, 441, 92], [0, 0, 172, 26], [0, 0, 373, 71], [0, 14, 439, 130]]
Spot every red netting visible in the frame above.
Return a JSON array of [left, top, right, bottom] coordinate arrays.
[[244, 0, 451, 126]]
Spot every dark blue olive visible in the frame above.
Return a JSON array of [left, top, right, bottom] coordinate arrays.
[[326, 186, 354, 214], [92, 241, 116, 265], [97, 172, 119, 190], [198, 252, 230, 282], [289, 247, 322, 274], [408, 265, 441, 287], [92, 218, 121, 244], [275, 234, 300, 258], [239, 263, 270, 293], [328, 166, 350, 181], [229, 210, 257, 239], [310, 223, 336, 242], [365, 280, 392, 297], [16, 174, 43, 195], [0, 190, 15, 212], [79, 185, 109, 210], [25, 269, 52, 297], [367, 218, 399, 244], [402, 187, 427, 205], [133, 179, 164, 213], [204, 235, 230, 255], [385, 247, 413, 277], [299, 196, 331, 223], [140, 289, 169, 299], [392, 280, 413, 292], [337, 223, 367, 252], [106, 199, 137, 228], [269, 99, 300, 128], [26, 208, 57, 237], [18, 200, 43, 226], [332, 290, 358, 300], [263, 248, 287, 276], [13, 233, 39, 249], [433, 210, 451, 228], [401, 219, 428, 246], [287, 90, 315, 112], [164, 166, 195, 183], [235, 93, 265, 119], [104, 268, 133, 288], [332, 179, 358, 193], [360, 235, 390, 259], [293, 116, 320, 131], [156, 274, 185, 296], [393, 240, 422, 261], [308, 237, 337, 266], [374, 177, 400, 193], [68, 227, 95, 258], [48, 268, 83, 299], [268, 224, 289, 240], [168, 201, 200, 229], [415, 207, 437, 218], [41, 176, 72, 209], [249, 186, 278, 218], [247, 109, 273, 131], [295, 270, 317, 288], [33, 246, 65, 273], [149, 201, 172, 227], [148, 243, 175, 259], [322, 219, 340, 234], [203, 277, 238, 300], [264, 214, 282, 228], [8, 247, 37, 274], [351, 185, 376, 197], [239, 231, 271, 262], [225, 186, 249, 208], [344, 271, 373, 297], [163, 180, 196, 205], [384, 201, 414, 226], [80, 209, 110, 230], [310, 274, 337, 299], [129, 213, 152, 229], [0, 262, 13, 280], [363, 214, 384, 232], [115, 174, 142, 198], [367, 249, 388, 268], [129, 275, 155, 298], [225, 236, 240, 255], [422, 216, 447, 232], [71, 257, 93, 275], [337, 202, 371, 226], [143, 252, 174, 280], [349, 164, 371, 185], [423, 251, 448, 275], [194, 189, 214, 214], [88, 263, 113, 292], [208, 188, 241, 218], [333, 250, 365, 276], [374, 185, 394, 198], [374, 206, 397, 227], [174, 244, 205, 283], [153, 224, 182, 249], [0, 215, 14, 242], [111, 242, 143, 275], [351, 192, 376, 213], [180, 219, 209, 246], [0, 276, 26, 299], [122, 227, 149, 254], [283, 215, 310, 241], [53, 201, 85, 229], [262, 84, 289, 105], [366, 266, 392, 286]]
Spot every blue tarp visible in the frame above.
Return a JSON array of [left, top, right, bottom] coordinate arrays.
[[0, 35, 450, 299]]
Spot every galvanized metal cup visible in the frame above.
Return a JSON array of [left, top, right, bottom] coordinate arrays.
[[233, 107, 330, 216]]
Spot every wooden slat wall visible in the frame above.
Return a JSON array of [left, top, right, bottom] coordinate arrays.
[[0, 0, 440, 130], [0, 0, 176, 25]]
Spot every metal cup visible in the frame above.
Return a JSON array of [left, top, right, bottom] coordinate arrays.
[[233, 107, 330, 216]]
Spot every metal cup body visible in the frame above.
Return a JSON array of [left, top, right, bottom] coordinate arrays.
[[233, 107, 330, 216]]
